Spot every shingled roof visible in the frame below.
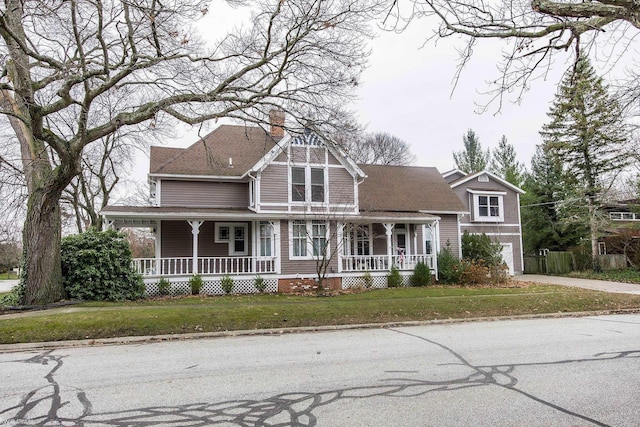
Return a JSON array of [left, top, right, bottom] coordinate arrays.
[[150, 125, 281, 177], [358, 164, 467, 214]]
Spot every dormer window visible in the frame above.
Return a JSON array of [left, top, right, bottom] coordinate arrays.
[[468, 190, 506, 222], [290, 166, 325, 203]]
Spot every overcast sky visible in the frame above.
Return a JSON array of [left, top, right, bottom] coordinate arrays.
[[129, 5, 571, 188], [353, 23, 570, 173]]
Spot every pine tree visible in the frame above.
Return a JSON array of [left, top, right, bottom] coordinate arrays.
[[520, 144, 584, 255], [490, 136, 524, 187], [453, 129, 490, 173], [540, 56, 631, 270]]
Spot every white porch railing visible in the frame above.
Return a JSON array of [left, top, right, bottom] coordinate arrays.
[[340, 254, 434, 272], [132, 256, 277, 277]]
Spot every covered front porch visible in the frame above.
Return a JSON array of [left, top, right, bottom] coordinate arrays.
[[102, 208, 441, 281]]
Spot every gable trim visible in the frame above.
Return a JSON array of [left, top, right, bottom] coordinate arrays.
[[450, 170, 525, 194]]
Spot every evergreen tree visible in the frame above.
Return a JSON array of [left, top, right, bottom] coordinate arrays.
[[453, 129, 490, 173], [540, 56, 631, 270], [520, 144, 584, 255], [490, 136, 524, 187]]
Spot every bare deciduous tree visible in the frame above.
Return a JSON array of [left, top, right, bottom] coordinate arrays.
[[0, 0, 381, 304], [339, 131, 415, 165]]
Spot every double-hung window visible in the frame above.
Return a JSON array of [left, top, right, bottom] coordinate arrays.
[[311, 168, 324, 202], [259, 222, 273, 257], [355, 225, 370, 255], [478, 196, 500, 218], [290, 166, 325, 203], [290, 220, 328, 259], [470, 191, 505, 222], [311, 220, 327, 256], [291, 167, 306, 202], [292, 220, 307, 257]]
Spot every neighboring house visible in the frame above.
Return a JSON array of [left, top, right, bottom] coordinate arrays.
[[443, 168, 525, 275], [101, 118, 469, 294], [599, 199, 640, 258]]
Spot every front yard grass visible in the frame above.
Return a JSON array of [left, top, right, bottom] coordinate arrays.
[[2, 284, 640, 344]]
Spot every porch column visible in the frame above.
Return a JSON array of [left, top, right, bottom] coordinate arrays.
[[154, 222, 162, 275], [336, 223, 345, 273], [189, 220, 203, 275], [272, 221, 281, 274], [430, 220, 439, 276], [412, 224, 418, 265], [383, 223, 394, 269]]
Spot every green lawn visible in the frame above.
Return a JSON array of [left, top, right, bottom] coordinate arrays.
[[2, 284, 640, 344], [0, 271, 18, 280]]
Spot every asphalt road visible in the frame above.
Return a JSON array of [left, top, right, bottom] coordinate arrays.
[[2, 314, 640, 426]]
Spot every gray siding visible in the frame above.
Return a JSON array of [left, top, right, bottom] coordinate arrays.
[[438, 214, 460, 257], [260, 164, 288, 204], [161, 180, 248, 208], [279, 220, 339, 276], [372, 223, 387, 256], [327, 151, 341, 165], [329, 167, 355, 205], [161, 220, 252, 258], [161, 221, 193, 257], [452, 176, 520, 225]]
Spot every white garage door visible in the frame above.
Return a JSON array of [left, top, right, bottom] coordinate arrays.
[[501, 243, 514, 276]]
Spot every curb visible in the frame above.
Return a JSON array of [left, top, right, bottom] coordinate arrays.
[[2, 308, 640, 353]]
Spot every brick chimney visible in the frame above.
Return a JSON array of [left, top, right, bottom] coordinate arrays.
[[269, 109, 285, 139]]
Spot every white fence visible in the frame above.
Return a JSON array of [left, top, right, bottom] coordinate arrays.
[[340, 254, 434, 272], [132, 256, 277, 277]]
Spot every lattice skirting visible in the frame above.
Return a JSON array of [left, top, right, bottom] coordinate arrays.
[[145, 276, 279, 296], [341, 273, 412, 290], [145, 273, 413, 296]]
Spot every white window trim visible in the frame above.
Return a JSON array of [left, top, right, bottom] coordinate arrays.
[[289, 165, 327, 205], [258, 221, 275, 257], [215, 222, 249, 256], [288, 219, 330, 260], [469, 191, 505, 222]]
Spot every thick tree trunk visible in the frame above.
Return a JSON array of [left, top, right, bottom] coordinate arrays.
[[22, 188, 66, 305]]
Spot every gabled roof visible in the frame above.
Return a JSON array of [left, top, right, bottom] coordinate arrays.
[[442, 168, 467, 178], [358, 164, 467, 214], [450, 170, 525, 194], [149, 125, 280, 177]]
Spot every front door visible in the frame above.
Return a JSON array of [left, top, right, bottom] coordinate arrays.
[[393, 225, 407, 265]]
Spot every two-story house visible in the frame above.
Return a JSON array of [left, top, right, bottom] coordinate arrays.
[[101, 118, 469, 294], [443, 169, 525, 275]]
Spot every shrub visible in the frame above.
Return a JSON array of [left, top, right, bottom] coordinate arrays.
[[437, 242, 463, 285], [411, 262, 432, 287], [387, 266, 402, 288], [189, 274, 203, 295], [254, 275, 266, 293], [157, 277, 171, 296], [61, 229, 144, 301], [462, 231, 503, 266], [459, 259, 490, 286], [221, 274, 234, 294], [363, 270, 373, 289], [0, 283, 24, 307]]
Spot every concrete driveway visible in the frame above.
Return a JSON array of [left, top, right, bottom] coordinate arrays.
[[514, 274, 640, 295], [0, 280, 18, 292]]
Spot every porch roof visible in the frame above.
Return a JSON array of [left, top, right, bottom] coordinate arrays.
[[358, 164, 467, 214], [101, 206, 440, 227]]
